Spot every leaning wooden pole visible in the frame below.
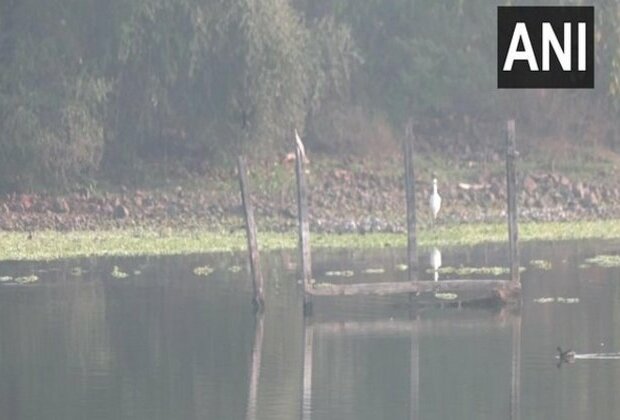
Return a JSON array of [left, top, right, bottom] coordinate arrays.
[[294, 132, 312, 308], [404, 122, 418, 282], [505, 120, 520, 284], [238, 156, 265, 310]]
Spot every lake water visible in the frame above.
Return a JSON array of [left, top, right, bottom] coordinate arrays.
[[0, 239, 619, 420]]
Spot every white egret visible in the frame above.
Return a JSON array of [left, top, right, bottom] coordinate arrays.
[[430, 247, 442, 282], [429, 178, 441, 227]]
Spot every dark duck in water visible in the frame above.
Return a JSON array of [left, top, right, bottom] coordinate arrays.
[[557, 347, 575, 365]]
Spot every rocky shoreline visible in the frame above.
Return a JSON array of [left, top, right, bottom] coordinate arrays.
[[1, 163, 619, 234]]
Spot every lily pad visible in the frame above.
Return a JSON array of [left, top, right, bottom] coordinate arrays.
[[0, 276, 13, 282], [584, 255, 620, 268], [395, 264, 408, 271], [362, 268, 385, 274], [529, 259, 552, 270], [15, 275, 39, 284], [193, 265, 214, 277], [228, 265, 242, 273], [70, 267, 84, 276], [111, 266, 129, 279], [325, 270, 355, 277], [533, 297, 579, 304], [435, 292, 458, 300]]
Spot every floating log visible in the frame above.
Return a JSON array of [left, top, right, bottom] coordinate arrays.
[[505, 120, 520, 284], [237, 156, 265, 310], [306, 279, 520, 303]]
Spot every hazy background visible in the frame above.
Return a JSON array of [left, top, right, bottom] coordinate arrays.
[[1, 0, 618, 191]]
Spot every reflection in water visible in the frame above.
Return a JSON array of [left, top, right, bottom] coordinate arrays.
[[246, 314, 264, 420], [297, 311, 522, 420], [430, 247, 442, 282], [0, 240, 619, 420]]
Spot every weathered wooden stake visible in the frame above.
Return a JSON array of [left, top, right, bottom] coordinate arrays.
[[245, 313, 265, 420], [404, 122, 418, 282], [238, 156, 265, 310], [505, 120, 520, 284], [294, 134, 312, 307]]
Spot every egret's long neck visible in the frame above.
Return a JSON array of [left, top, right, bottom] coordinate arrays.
[[432, 181, 437, 194]]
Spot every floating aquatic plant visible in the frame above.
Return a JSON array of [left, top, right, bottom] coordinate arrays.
[[395, 264, 408, 271], [0, 276, 13, 282], [1, 220, 620, 261], [14, 275, 39, 284], [529, 259, 552, 270], [435, 292, 458, 300], [584, 255, 620, 268], [228, 265, 242, 273], [111, 266, 129, 278], [533, 297, 579, 304], [325, 270, 355, 277], [193, 265, 214, 277], [70, 267, 84, 276], [362, 268, 385, 274]]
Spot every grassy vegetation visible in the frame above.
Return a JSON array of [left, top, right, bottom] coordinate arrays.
[[1, 219, 619, 262]]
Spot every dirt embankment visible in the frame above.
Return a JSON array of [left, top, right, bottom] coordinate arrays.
[[1, 158, 620, 233]]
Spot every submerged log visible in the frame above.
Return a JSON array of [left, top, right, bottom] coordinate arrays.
[[306, 279, 520, 304]]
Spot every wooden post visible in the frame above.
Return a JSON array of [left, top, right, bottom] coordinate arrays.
[[301, 322, 314, 420], [505, 120, 520, 284], [238, 156, 265, 310], [245, 313, 265, 420], [404, 122, 418, 282], [294, 133, 312, 308]]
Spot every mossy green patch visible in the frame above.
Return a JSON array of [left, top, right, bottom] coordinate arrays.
[[0, 219, 619, 262]]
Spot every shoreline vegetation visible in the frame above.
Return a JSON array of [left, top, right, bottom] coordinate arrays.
[[2, 219, 619, 262]]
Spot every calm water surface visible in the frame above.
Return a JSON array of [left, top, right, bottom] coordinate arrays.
[[0, 239, 619, 420]]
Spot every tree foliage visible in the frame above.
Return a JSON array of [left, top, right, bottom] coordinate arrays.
[[0, 0, 619, 190]]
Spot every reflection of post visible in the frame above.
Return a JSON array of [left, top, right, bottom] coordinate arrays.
[[246, 314, 265, 420], [410, 318, 420, 420], [404, 122, 418, 282], [301, 322, 314, 420], [238, 156, 265, 310], [505, 120, 520, 284], [510, 315, 521, 420], [294, 132, 312, 308]]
